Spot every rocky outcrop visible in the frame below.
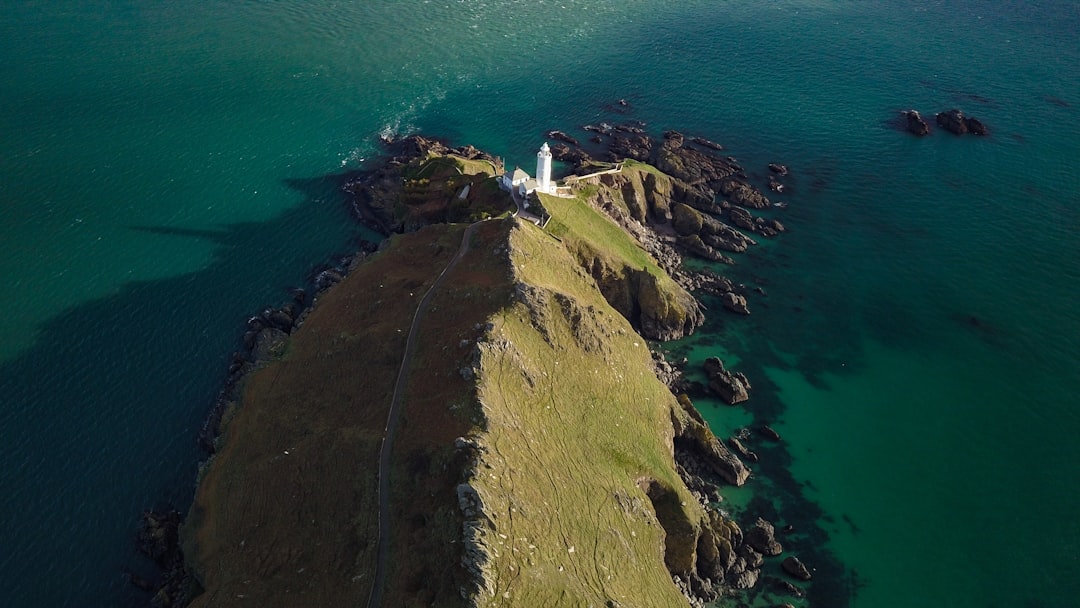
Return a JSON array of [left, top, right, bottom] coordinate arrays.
[[677, 235, 735, 264], [135, 510, 192, 606], [744, 518, 784, 556], [721, 292, 750, 315], [902, 110, 931, 136], [782, 556, 813, 581], [672, 395, 751, 487], [703, 357, 751, 404], [936, 108, 989, 135], [719, 178, 771, 209]]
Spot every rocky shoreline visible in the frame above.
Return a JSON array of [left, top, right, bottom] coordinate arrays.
[[138, 118, 820, 606]]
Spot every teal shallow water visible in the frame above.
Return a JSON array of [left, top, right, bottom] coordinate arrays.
[[1, 1, 1077, 606]]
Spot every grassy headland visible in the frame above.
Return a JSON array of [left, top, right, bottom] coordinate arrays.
[[182, 139, 753, 607]]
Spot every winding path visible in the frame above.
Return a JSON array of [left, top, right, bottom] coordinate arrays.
[[365, 221, 480, 608]]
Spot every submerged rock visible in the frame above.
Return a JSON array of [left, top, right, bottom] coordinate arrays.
[[782, 555, 813, 581]]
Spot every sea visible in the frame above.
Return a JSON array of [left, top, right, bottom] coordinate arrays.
[[1, 1, 1077, 606]]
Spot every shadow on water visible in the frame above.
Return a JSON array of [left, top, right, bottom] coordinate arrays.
[[0, 170, 372, 607]]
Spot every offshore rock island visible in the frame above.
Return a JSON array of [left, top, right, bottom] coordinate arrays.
[[174, 128, 811, 607]]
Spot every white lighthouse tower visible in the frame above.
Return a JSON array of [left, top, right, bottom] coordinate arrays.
[[536, 142, 553, 194]]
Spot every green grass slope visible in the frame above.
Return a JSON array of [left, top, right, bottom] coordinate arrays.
[[463, 219, 706, 606]]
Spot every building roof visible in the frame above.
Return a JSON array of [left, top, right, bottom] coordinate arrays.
[[511, 168, 530, 183]]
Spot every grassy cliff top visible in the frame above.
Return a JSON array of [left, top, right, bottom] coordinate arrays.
[[466, 219, 702, 606], [183, 148, 723, 607]]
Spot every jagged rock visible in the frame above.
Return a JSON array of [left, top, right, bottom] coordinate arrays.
[[728, 207, 756, 231], [607, 132, 653, 161], [728, 568, 760, 589], [782, 556, 813, 581], [719, 178, 770, 209], [727, 436, 758, 463], [688, 571, 719, 602], [672, 395, 751, 486], [654, 132, 743, 185], [663, 130, 685, 147], [703, 357, 751, 404], [550, 143, 592, 167], [676, 269, 735, 297], [935, 109, 987, 135], [456, 483, 485, 518], [902, 110, 931, 136], [701, 233, 749, 254], [721, 292, 750, 315], [936, 108, 968, 134], [745, 518, 784, 556], [739, 545, 765, 570], [690, 136, 724, 151], [677, 235, 735, 264], [933, 109, 967, 134], [545, 130, 580, 147], [768, 163, 789, 176]]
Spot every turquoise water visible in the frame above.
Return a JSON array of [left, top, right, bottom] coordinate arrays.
[[1, 1, 1077, 606]]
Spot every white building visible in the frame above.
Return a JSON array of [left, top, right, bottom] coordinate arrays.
[[499, 167, 530, 193], [497, 143, 557, 198]]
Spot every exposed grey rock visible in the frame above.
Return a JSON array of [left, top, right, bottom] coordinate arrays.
[[728, 567, 760, 589], [703, 357, 751, 404], [745, 517, 784, 556], [721, 291, 750, 315]]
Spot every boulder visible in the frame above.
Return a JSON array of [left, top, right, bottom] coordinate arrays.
[[902, 110, 931, 136], [721, 292, 750, 315], [782, 556, 812, 581], [936, 109, 969, 135], [768, 163, 789, 176], [703, 357, 751, 404], [745, 518, 784, 556]]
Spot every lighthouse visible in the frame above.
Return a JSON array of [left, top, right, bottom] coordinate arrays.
[[536, 142, 553, 193]]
